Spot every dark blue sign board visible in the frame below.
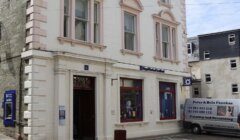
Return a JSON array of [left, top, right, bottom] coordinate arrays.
[[3, 90, 16, 127], [140, 66, 165, 73], [183, 77, 192, 86]]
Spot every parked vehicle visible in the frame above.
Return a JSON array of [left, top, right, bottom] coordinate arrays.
[[183, 98, 240, 135]]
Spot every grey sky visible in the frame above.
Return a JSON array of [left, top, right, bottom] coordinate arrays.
[[186, 0, 240, 37]]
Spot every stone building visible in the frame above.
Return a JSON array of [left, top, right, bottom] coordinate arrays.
[[1, 0, 189, 139], [188, 29, 240, 99], [0, 0, 26, 139]]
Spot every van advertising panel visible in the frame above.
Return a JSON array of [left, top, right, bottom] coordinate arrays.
[[185, 99, 237, 122]]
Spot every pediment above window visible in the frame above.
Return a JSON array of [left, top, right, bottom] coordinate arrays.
[[120, 0, 143, 12], [153, 10, 179, 26]]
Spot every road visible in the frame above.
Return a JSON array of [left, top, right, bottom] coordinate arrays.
[[131, 133, 240, 140]]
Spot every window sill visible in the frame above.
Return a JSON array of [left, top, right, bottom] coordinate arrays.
[[231, 68, 237, 70], [154, 56, 180, 64], [121, 49, 143, 57], [158, 1, 173, 9], [206, 82, 212, 84], [232, 92, 239, 94], [115, 121, 149, 127], [156, 119, 180, 124], [57, 37, 107, 51]]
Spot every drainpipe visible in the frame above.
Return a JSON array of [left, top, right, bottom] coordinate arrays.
[[17, 58, 23, 140]]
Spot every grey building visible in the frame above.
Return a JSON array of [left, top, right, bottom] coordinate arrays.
[[188, 29, 240, 99], [0, 0, 26, 139]]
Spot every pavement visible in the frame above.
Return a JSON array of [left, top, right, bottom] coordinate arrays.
[[130, 133, 240, 140], [0, 134, 14, 140]]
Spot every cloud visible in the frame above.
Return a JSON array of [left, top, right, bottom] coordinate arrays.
[[186, 0, 240, 37]]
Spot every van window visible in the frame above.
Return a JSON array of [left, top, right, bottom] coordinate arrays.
[[238, 113, 240, 124]]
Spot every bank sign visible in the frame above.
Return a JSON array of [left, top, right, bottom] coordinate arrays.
[[185, 99, 237, 122]]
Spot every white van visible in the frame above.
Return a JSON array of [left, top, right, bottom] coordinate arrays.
[[183, 98, 240, 135]]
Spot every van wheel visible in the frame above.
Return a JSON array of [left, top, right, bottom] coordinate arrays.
[[191, 125, 201, 134]]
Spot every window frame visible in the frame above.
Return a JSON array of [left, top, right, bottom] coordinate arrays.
[[60, 0, 103, 45], [159, 82, 176, 120], [230, 59, 237, 69], [205, 74, 211, 83], [187, 43, 192, 55], [120, 0, 143, 56], [228, 34, 236, 45], [153, 10, 179, 62], [124, 12, 137, 51], [193, 87, 200, 96], [204, 51, 210, 60], [232, 84, 238, 94], [120, 78, 143, 123]]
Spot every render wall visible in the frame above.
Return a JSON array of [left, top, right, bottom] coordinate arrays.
[[191, 58, 240, 99], [22, 0, 189, 140]]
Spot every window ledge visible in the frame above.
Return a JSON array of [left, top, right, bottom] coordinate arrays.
[[154, 56, 180, 64], [121, 49, 143, 57], [156, 119, 180, 123], [206, 82, 212, 84], [57, 37, 107, 51], [232, 92, 239, 94], [115, 121, 149, 127], [231, 68, 237, 70]]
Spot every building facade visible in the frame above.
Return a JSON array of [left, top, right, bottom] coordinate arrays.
[[1, 0, 189, 140], [188, 29, 240, 99]]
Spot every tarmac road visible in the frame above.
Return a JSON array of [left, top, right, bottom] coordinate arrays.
[[130, 133, 240, 140]]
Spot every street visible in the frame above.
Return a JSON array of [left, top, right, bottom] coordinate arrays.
[[131, 133, 240, 140]]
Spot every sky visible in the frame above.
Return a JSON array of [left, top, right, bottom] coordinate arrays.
[[186, 0, 240, 37]]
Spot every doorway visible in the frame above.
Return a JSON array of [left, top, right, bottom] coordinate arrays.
[[73, 76, 95, 140]]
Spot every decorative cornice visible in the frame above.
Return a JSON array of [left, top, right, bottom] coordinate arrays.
[[120, 0, 144, 12]]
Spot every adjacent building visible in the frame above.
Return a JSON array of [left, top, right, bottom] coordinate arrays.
[[0, 0, 189, 139], [188, 29, 240, 99], [0, 0, 26, 139]]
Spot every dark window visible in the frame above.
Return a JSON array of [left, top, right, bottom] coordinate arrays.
[[187, 43, 192, 54], [159, 82, 176, 120], [205, 74, 211, 83], [228, 34, 236, 45], [232, 84, 238, 93], [230, 60, 237, 69], [204, 51, 210, 60], [120, 78, 143, 122], [194, 87, 199, 96]]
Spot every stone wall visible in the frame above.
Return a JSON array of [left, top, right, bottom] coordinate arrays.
[[0, 0, 26, 139]]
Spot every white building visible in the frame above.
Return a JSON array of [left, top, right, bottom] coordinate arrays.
[[22, 0, 189, 139]]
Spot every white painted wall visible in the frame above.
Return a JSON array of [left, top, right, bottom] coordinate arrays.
[[191, 58, 240, 99], [22, 0, 189, 140]]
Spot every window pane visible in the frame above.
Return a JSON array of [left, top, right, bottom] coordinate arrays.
[[125, 33, 135, 51], [124, 13, 135, 33], [162, 42, 168, 58], [75, 0, 88, 19], [159, 82, 176, 120], [75, 20, 87, 40], [162, 25, 169, 42], [64, 16, 69, 37], [120, 79, 143, 122], [94, 1, 100, 43], [64, 0, 69, 15]]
